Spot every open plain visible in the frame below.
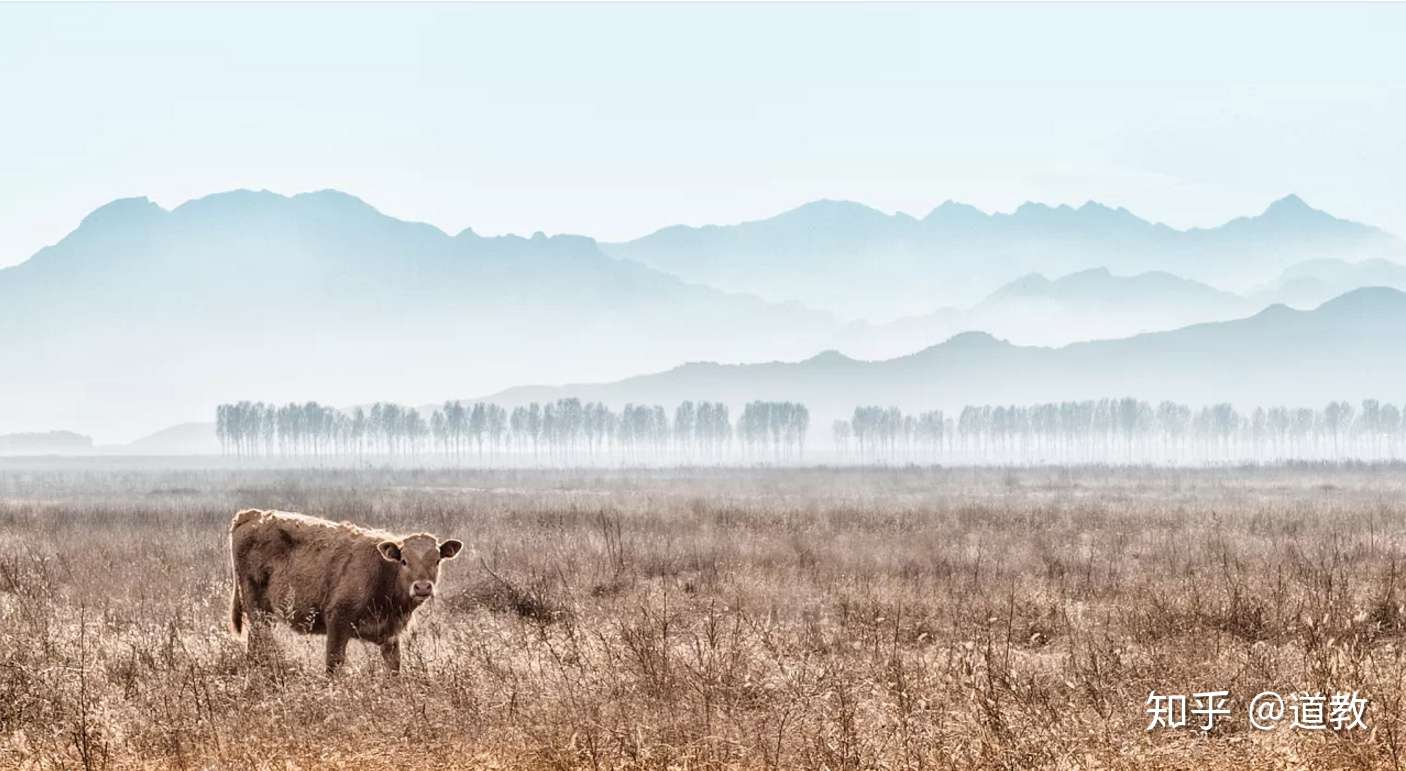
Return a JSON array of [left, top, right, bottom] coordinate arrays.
[[3, 464, 1406, 769]]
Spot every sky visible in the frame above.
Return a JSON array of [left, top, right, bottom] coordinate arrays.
[[2, 3, 1404, 268]]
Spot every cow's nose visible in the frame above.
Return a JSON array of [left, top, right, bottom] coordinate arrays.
[[412, 581, 434, 597]]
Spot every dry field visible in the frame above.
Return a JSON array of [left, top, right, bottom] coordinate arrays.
[[4, 464, 1406, 769]]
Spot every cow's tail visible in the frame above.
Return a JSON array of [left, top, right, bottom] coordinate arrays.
[[229, 581, 244, 636], [228, 509, 259, 637]]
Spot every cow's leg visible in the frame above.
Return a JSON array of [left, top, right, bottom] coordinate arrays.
[[239, 578, 282, 667], [249, 612, 290, 682], [325, 621, 351, 675], [380, 638, 401, 674], [246, 610, 273, 657]]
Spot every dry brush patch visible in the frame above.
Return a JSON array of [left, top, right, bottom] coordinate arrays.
[[3, 465, 1406, 768]]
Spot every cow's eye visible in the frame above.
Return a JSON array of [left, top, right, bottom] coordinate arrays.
[[400, 558, 408, 567]]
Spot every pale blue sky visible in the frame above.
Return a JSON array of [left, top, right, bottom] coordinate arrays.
[[2, 3, 1404, 267]]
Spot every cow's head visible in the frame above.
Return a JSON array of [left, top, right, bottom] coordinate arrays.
[[377, 533, 463, 603]]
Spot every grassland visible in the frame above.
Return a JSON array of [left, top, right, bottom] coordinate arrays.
[[4, 464, 1406, 769]]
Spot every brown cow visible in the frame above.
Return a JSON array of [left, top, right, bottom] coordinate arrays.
[[228, 508, 463, 674]]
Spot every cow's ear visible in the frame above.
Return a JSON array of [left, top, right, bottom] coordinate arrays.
[[378, 541, 402, 562], [438, 540, 464, 560]]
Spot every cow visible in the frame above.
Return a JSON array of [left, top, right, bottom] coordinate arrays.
[[228, 508, 463, 674]]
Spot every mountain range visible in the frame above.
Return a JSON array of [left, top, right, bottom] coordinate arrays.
[[605, 195, 1405, 318], [474, 287, 1406, 432], [4, 188, 1404, 446], [73, 284, 1406, 455], [838, 267, 1256, 356], [1251, 258, 1406, 309], [0, 190, 833, 441]]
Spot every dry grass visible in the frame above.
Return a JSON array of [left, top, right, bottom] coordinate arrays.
[[4, 464, 1406, 768]]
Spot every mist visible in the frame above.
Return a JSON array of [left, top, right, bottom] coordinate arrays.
[[3, 189, 1406, 454]]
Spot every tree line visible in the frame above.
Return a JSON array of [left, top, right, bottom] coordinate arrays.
[[831, 398, 1406, 464], [215, 399, 807, 462], [218, 396, 1406, 465]]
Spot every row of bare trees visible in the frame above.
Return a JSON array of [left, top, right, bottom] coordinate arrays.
[[218, 397, 1406, 465], [832, 399, 1406, 464], [215, 399, 762, 462], [738, 401, 810, 460]]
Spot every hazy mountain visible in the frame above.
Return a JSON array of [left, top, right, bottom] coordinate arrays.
[[605, 195, 1404, 318], [475, 288, 1406, 430], [834, 268, 1255, 356], [120, 422, 223, 456], [14, 188, 1402, 445], [1252, 258, 1406, 309], [0, 431, 94, 456], [0, 190, 836, 442], [981, 267, 1239, 307]]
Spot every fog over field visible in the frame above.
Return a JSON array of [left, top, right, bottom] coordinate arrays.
[[7, 3, 1406, 769], [3, 190, 1406, 456]]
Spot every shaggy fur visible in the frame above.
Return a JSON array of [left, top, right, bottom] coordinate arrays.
[[228, 508, 461, 673]]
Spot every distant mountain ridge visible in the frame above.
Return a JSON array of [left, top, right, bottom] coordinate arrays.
[[604, 194, 1404, 318], [0, 189, 837, 441], [90, 286, 1406, 454], [833, 267, 1255, 356], [984, 267, 1239, 306], [0, 431, 94, 456], [474, 287, 1406, 431], [9, 187, 1406, 444], [1251, 257, 1406, 309]]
